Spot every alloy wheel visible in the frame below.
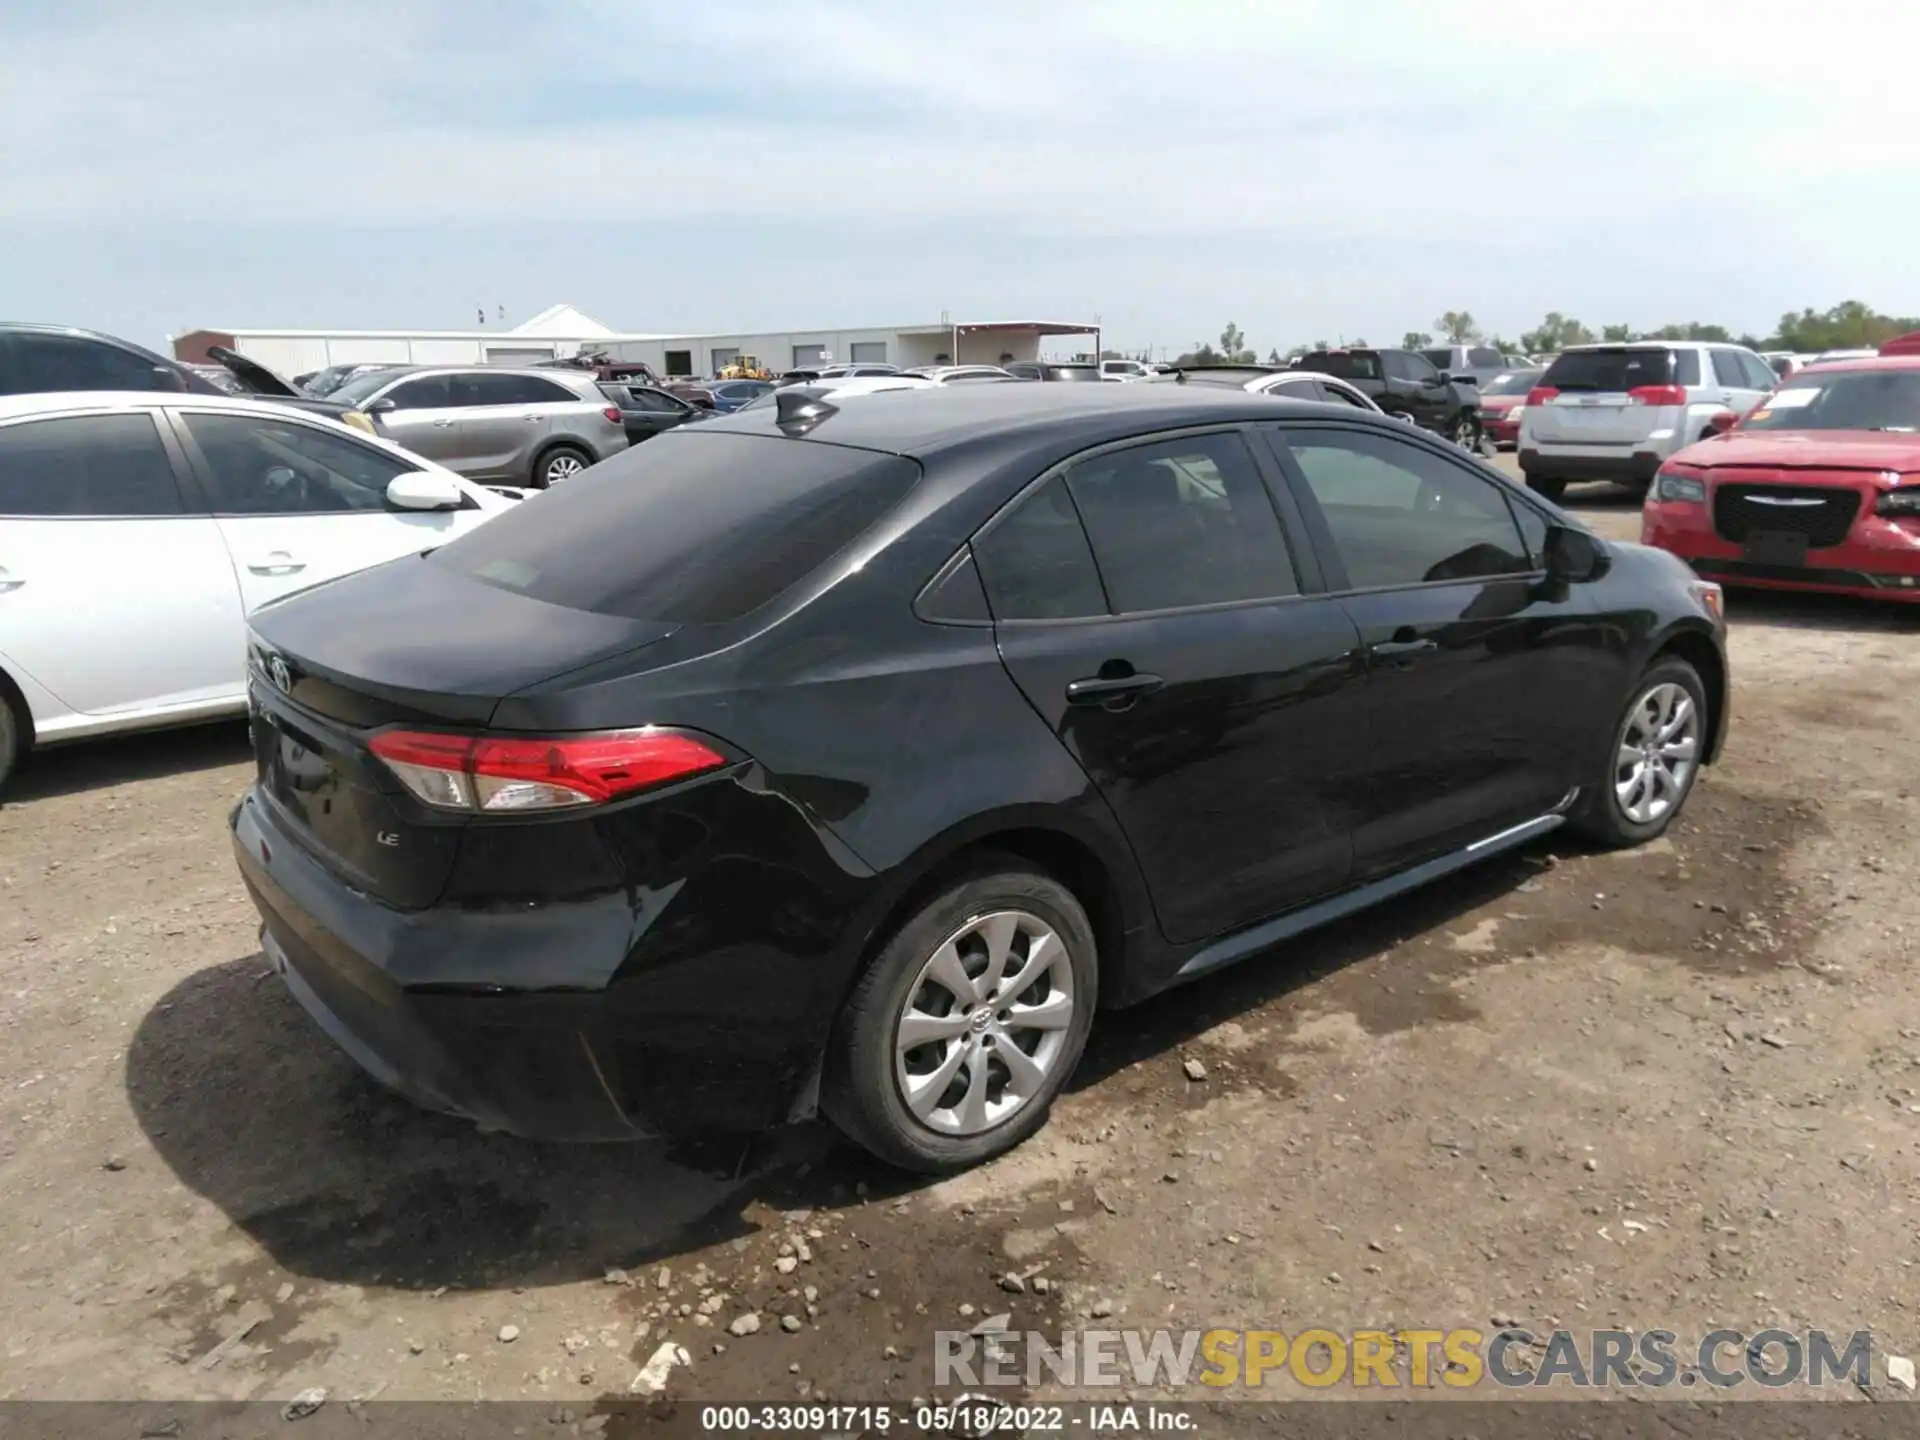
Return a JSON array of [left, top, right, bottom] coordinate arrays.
[[543, 452, 585, 484], [1452, 417, 1477, 450], [892, 910, 1076, 1137], [1614, 681, 1700, 825]]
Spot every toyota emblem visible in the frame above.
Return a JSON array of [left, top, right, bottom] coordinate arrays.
[[268, 655, 292, 693]]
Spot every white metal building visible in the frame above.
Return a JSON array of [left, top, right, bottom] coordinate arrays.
[[171, 306, 1100, 379]]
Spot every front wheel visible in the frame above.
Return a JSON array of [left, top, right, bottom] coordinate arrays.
[[821, 862, 1098, 1173], [1570, 658, 1707, 847], [1450, 414, 1480, 451]]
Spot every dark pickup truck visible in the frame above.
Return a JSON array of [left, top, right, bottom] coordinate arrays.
[[1292, 347, 1481, 449]]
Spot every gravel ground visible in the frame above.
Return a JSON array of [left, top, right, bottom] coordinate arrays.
[[4, 469, 1919, 1417]]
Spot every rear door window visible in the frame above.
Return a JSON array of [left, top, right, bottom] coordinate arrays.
[[1711, 350, 1747, 387], [1468, 347, 1505, 370], [1065, 432, 1299, 612], [431, 432, 921, 623], [384, 375, 451, 410], [0, 414, 186, 516], [1541, 348, 1676, 392]]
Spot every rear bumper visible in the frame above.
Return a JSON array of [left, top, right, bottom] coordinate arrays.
[[1519, 447, 1663, 485], [230, 788, 855, 1141], [1641, 500, 1920, 602]]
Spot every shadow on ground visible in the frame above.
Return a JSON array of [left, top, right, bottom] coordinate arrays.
[[1, 720, 250, 806], [124, 837, 1560, 1296]]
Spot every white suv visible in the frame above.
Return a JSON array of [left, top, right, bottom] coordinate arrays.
[[1517, 342, 1777, 500]]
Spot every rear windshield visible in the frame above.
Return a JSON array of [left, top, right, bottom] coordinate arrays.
[[431, 432, 922, 623], [1480, 371, 1540, 397], [1299, 351, 1381, 381], [1740, 369, 1920, 433], [1542, 348, 1676, 392]]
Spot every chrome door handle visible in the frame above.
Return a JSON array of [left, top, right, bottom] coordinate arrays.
[[1369, 637, 1437, 661], [431, 418, 454, 428], [247, 554, 307, 576], [1065, 672, 1164, 705], [0, 566, 21, 593]]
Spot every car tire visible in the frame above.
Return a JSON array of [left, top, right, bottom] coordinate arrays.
[[1570, 656, 1708, 849], [821, 859, 1098, 1174], [0, 684, 23, 796], [1450, 414, 1479, 451], [1526, 476, 1568, 502], [532, 445, 591, 489]]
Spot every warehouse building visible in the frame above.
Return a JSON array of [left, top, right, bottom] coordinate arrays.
[[171, 305, 1101, 379]]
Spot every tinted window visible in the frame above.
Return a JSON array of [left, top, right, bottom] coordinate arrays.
[[1420, 349, 1454, 370], [1711, 350, 1747, 387], [468, 373, 577, 406], [9, 333, 171, 394], [0, 414, 183, 517], [432, 431, 920, 623], [1541, 348, 1676, 392], [1673, 349, 1701, 386], [1266, 376, 1326, 401], [627, 387, 685, 413], [1468, 348, 1505, 370], [330, 369, 413, 406], [1740, 352, 1778, 390], [1283, 430, 1530, 589], [1401, 352, 1444, 384], [1067, 433, 1298, 612], [1302, 351, 1382, 381], [1321, 382, 1373, 409], [183, 412, 413, 514], [973, 475, 1107, 621], [384, 375, 450, 409]]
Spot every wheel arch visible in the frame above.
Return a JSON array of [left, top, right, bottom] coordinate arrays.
[[1646, 623, 1727, 764], [0, 660, 35, 753], [529, 436, 594, 484]]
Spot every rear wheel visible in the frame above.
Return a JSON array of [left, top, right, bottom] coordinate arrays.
[[1450, 414, 1479, 451], [533, 445, 590, 489], [1526, 476, 1568, 502], [1570, 657, 1707, 847], [822, 862, 1098, 1173], [0, 687, 23, 796]]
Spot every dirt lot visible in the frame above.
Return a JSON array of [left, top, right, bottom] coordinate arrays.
[[4, 471, 1919, 1420]]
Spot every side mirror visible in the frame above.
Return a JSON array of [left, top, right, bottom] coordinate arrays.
[[386, 471, 464, 511], [1707, 410, 1740, 435], [1542, 523, 1608, 584], [367, 397, 398, 415]]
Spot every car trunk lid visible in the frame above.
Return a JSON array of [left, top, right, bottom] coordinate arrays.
[[246, 555, 679, 908], [1530, 347, 1680, 446]]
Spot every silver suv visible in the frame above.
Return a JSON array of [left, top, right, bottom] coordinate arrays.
[[329, 366, 628, 488], [1518, 342, 1776, 500]]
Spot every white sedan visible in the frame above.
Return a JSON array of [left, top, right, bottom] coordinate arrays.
[[0, 391, 515, 789]]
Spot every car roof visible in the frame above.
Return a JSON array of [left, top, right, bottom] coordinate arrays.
[[1790, 355, 1920, 376], [0, 389, 394, 423], [693, 377, 1376, 457]]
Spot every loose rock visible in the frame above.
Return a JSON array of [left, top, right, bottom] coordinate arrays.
[[282, 1388, 328, 1422], [630, 1341, 692, 1395], [998, 1274, 1026, 1294], [781, 1315, 803, 1334], [497, 1325, 520, 1344], [1887, 1354, 1916, 1392], [1182, 1057, 1208, 1082], [728, 1313, 762, 1338]]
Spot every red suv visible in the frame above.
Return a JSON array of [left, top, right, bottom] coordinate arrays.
[[1641, 356, 1920, 601]]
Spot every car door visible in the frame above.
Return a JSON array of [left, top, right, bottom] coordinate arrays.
[[0, 410, 244, 716], [171, 408, 486, 610], [623, 385, 694, 440], [367, 373, 463, 466], [1264, 422, 1618, 879], [1708, 349, 1760, 423], [975, 428, 1366, 948], [1397, 351, 1454, 431]]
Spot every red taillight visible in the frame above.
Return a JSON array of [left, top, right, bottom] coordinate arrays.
[[1526, 386, 1560, 407], [1628, 384, 1688, 406], [602, 406, 623, 424], [369, 728, 728, 813]]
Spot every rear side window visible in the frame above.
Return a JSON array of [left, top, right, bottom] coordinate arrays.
[[467, 373, 578, 406], [0, 414, 184, 517], [1420, 349, 1453, 370], [973, 475, 1107, 620], [431, 432, 920, 624], [1468, 347, 1505, 369], [1300, 352, 1381, 381], [1711, 351, 1747, 387], [1065, 433, 1298, 612]]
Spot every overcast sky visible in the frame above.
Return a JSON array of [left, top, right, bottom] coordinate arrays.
[[4, 0, 1916, 356]]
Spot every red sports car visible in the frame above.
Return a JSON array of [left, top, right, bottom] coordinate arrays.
[[1475, 369, 1541, 448], [1641, 356, 1920, 601]]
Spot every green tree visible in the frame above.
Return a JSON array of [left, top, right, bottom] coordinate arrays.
[[1218, 322, 1255, 364], [1434, 311, 1480, 343], [1644, 321, 1732, 342], [1519, 313, 1597, 354], [1771, 300, 1920, 351], [1403, 331, 1433, 349], [1601, 324, 1637, 342], [1266, 347, 1283, 365]]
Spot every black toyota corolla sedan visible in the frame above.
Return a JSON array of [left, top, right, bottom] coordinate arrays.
[[232, 383, 1728, 1172]]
